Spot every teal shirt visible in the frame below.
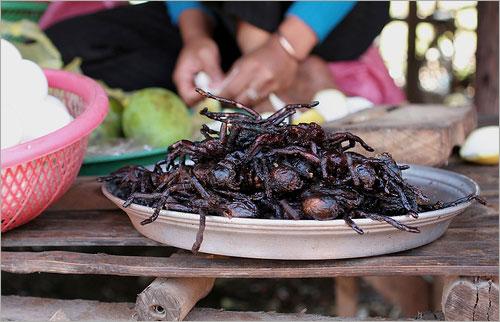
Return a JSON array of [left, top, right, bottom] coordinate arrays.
[[165, 1, 356, 42]]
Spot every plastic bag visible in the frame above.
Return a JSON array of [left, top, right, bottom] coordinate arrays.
[[0, 19, 62, 69], [328, 46, 406, 105]]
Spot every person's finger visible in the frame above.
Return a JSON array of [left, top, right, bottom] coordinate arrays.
[[199, 48, 224, 85], [219, 63, 254, 99], [235, 77, 273, 106], [174, 58, 204, 105], [214, 66, 239, 94], [234, 67, 275, 105], [174, 69, 200, 105], [181, 83, 202, 106]]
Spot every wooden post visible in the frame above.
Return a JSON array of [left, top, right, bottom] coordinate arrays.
[[442, 276, 499, 321], [135, 277, 215, 321], [335, 277, 359, 317], [475, 1, 499, 116], [431, 276, 448, 311], [406, 1, 420, 103]]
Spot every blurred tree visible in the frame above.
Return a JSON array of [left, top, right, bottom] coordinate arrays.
[[475, 1, 499, 116]]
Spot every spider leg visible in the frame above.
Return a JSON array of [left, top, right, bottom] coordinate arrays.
[[200, 124, 217, 140], [310, 141, 318, 156], [166, 141, 209, 167], [266, 101, 318, 124], [283, 101, 319, 110], [266, 147, 321, 165], [141, 195, 168, 225], [265, 108, 295, 125], [219, 122, 228, 145], [196, 88, 261, 119], [321, 157, 329, 178], [164, 203, 195, 213], [346, 153, 360, 186], [253, 158, 273, 198], [389, 181, 412, 211], [226, 125, 241, 148], [191, 209, 207, 253], [354, 210, 420, 233], [327, 132, 374, 152], [123, 192, 163, 207], [200, 108, 256, 123], [244, 134, 274, 161], [279, 200, 301, 220], [343, 213, 364, 234], [437, 194, 487, 208]]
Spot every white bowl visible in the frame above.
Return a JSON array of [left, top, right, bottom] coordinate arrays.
[[102, 165, 479, 260]]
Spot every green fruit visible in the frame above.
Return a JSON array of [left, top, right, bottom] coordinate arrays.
[[122, 88, 192, 148], [90, 96, 124, 144]]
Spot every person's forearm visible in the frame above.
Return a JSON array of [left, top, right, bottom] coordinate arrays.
[[236, 20, 271, 54], [179, 9, 213, 43], [277, 15, 317, 62]]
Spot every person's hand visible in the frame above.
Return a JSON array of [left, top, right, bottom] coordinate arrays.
[[173, 36, 224, 105], [219, 35, 299, 106]]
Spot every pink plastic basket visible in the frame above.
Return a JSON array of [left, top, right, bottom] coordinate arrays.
[[1, 69, 108, 232]]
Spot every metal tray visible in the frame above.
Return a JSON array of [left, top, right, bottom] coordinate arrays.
[[102, 165, 480, 260]]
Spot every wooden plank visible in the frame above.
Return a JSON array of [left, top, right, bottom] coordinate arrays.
[[1, 250, 498, 278], [442, 276, 499, 321], [1, 295, 135, 321], [2, 204, 496, 251], [135, 277, 215, 321], [1, 210, 159, 247], [48, 176, 116, 212], [2, 296, 355, 321], [186, 308, 391, 321]]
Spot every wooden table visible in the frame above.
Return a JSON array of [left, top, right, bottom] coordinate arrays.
[[1, 158, 498, 321]]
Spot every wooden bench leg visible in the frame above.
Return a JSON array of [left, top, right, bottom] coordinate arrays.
[[335, 277, 359, 317], [135, 277, 215, 321], [442, 276, 499, 321]]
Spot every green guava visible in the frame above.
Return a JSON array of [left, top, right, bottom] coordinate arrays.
[[89, 96, 124, 144], [122, 88, 192, 148]]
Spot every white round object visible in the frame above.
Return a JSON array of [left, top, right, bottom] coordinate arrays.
[[1, 104, 23, 149], [345, 96, 374, 113], [313, 89, 349, 122], [1, 41, 22, 108], [45, 95, 73, 119], [13, 59, 49, 106], [206, 121, 222, 133], [20, 95, 72, 143], [459, 126, 499, 164], [1, 39, 22, 63], [194, 71, 212, 92]]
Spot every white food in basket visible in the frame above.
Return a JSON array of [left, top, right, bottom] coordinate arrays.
[[0, 39, 73, 149], [21, 95, 74, 142], [1, 103, 23, 149]]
